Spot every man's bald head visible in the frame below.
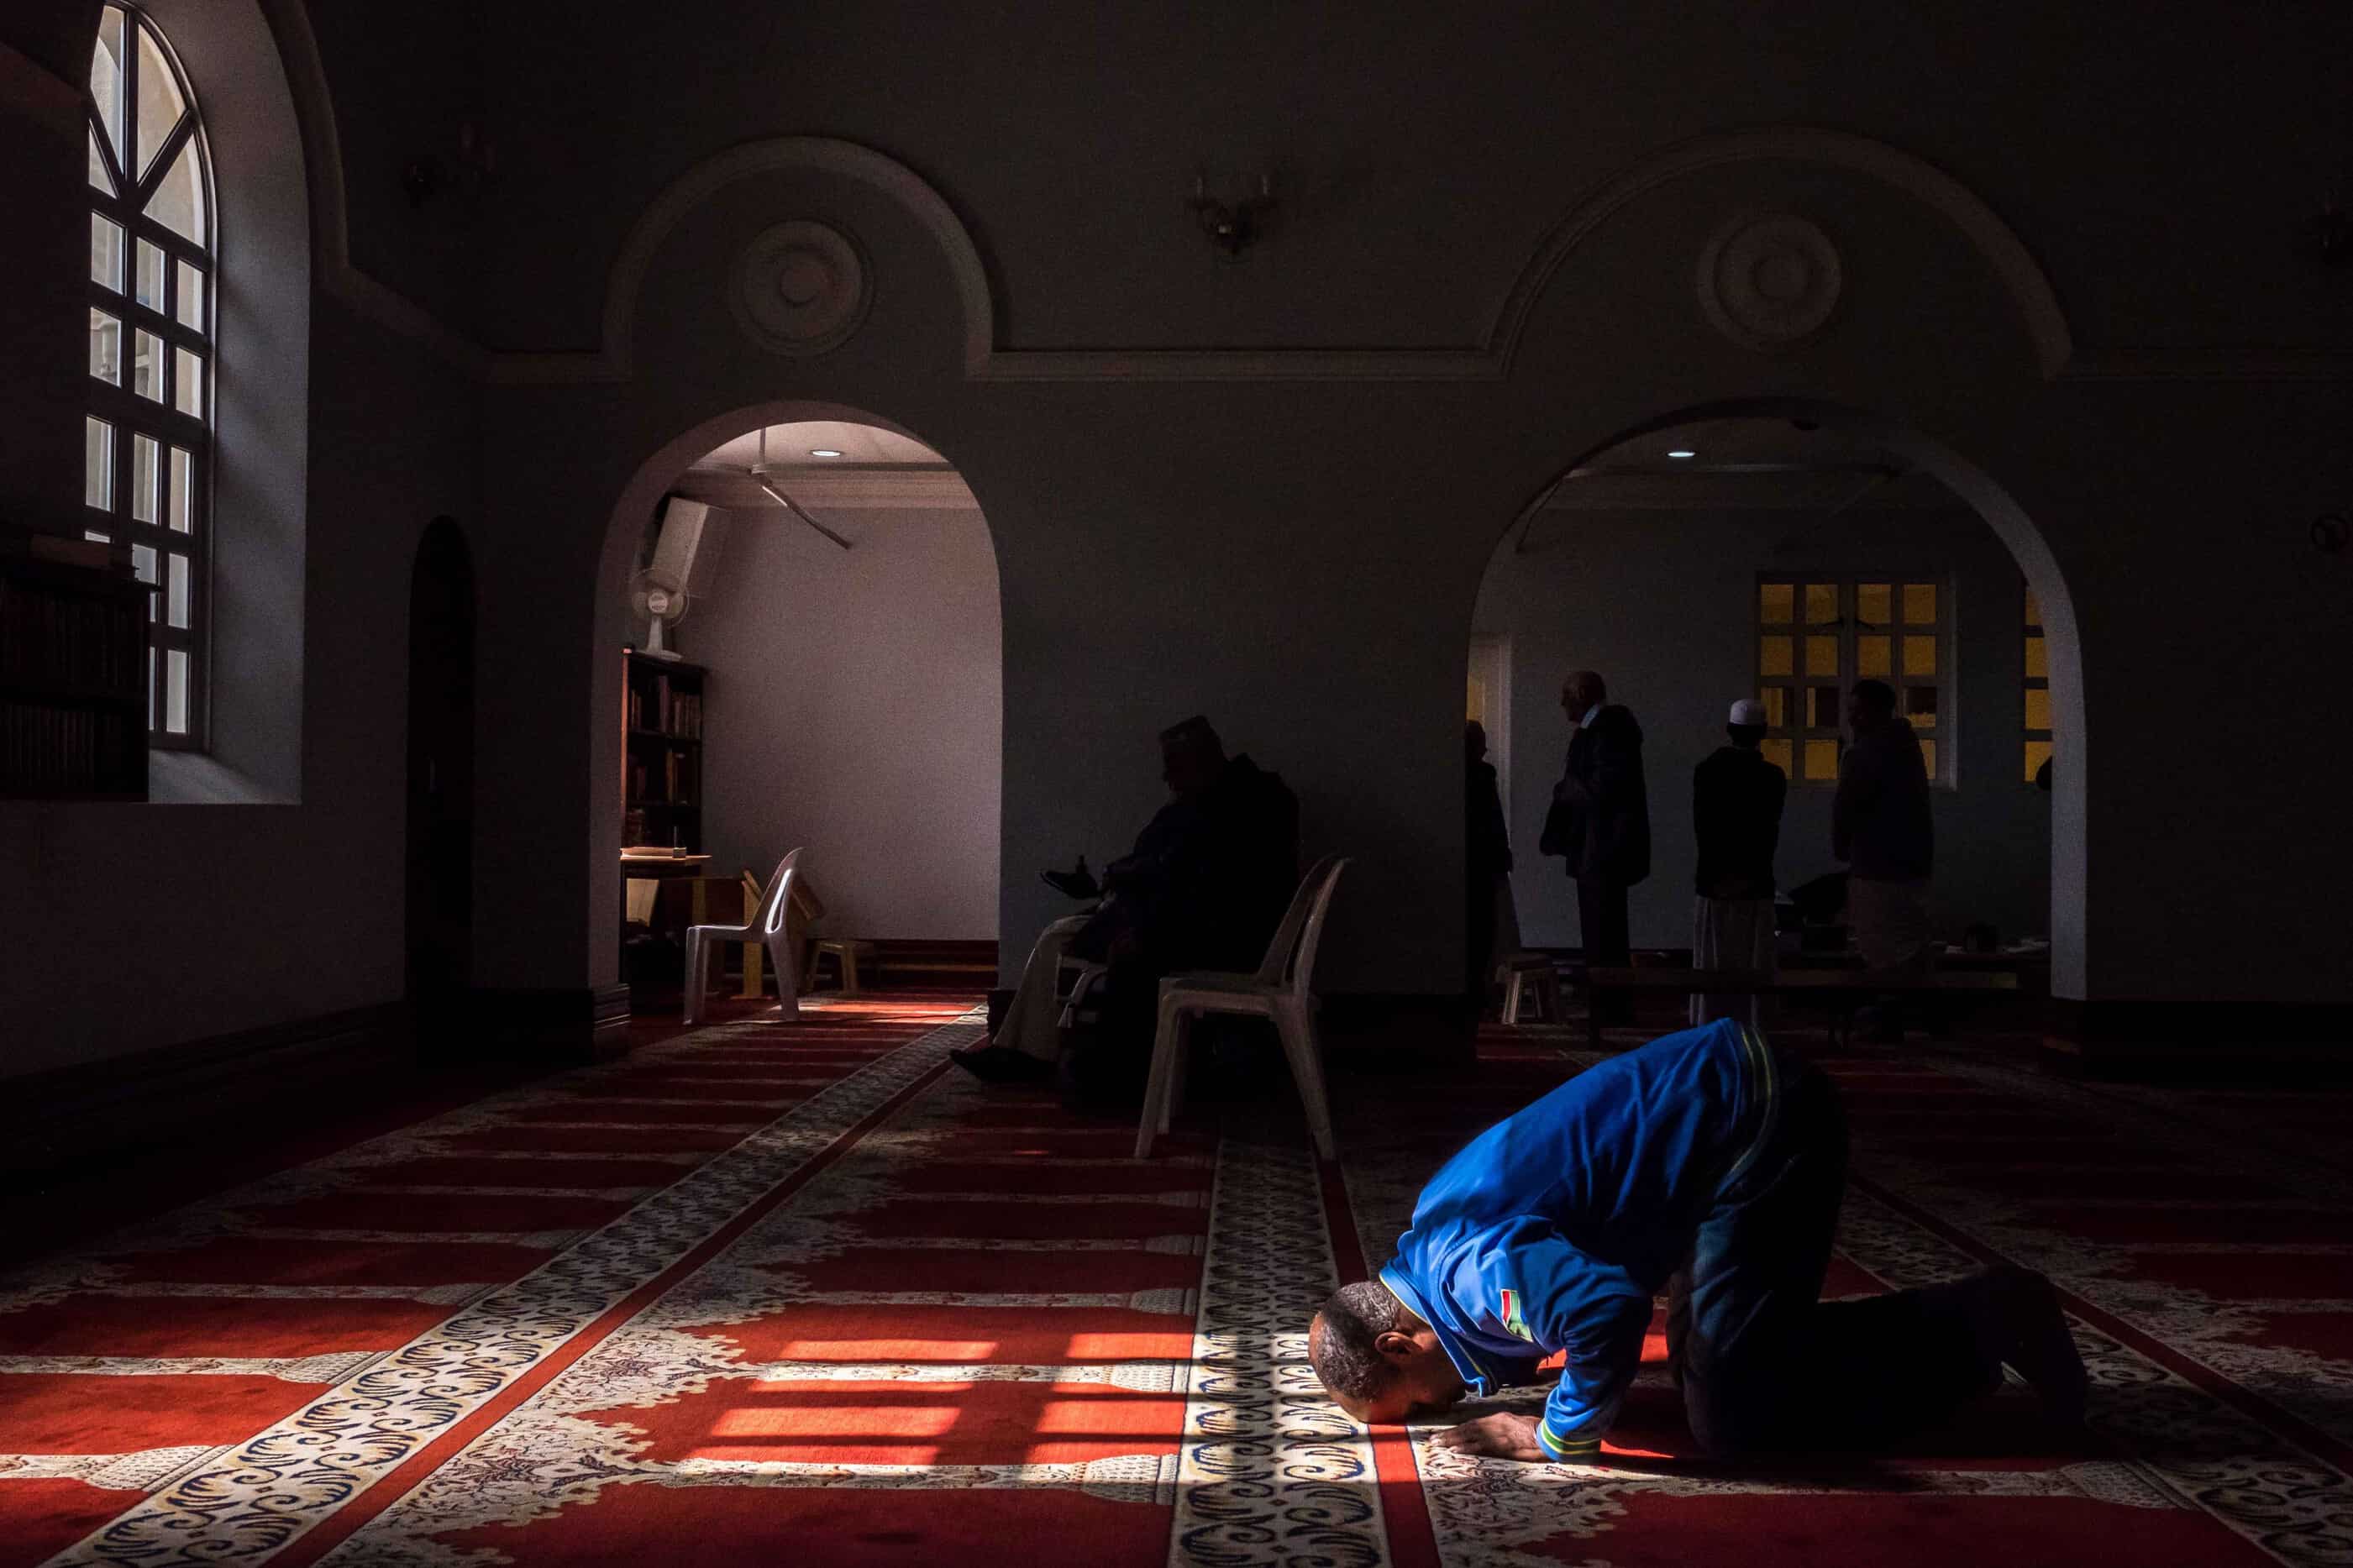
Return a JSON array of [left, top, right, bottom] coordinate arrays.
[[1562, 670, 1606, 716]]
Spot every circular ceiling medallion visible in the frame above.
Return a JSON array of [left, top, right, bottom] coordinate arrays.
[[1697, 213, 1842, 353], [730, 220, 869, 356]]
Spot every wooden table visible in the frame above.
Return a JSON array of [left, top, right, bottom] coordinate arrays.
[[621, 852, 713, 878]]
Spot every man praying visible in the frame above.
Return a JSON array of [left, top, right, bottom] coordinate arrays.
[[1308, 1018, 2086, 1461]]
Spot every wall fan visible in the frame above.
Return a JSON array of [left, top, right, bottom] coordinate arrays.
[[629, 566, 691, 659]]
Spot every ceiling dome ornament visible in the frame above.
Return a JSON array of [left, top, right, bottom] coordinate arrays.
[[729, 220, 870, 356], [1697, 213, 1842, 353]]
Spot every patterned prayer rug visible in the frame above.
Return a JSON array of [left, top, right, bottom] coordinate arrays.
[[1334, 1027, 2353, 1568], [5, 1004, 2347, 1567]]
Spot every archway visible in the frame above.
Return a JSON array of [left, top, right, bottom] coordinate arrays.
[[591, 402, 1004, 1009], [406, 518, 475, 1017], [1471, 397, 2086, 1000]]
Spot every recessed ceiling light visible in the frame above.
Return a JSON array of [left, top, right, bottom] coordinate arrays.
[[809, 448, 844, 458], [1667, 449, 1697, 459]]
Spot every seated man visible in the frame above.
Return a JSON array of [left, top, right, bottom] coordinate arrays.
[[1309, 1018, 2085, 1461], [953, 716, 1298, 1088]]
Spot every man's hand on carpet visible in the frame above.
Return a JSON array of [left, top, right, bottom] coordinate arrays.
[[1434, 1412, 1547, 1462]]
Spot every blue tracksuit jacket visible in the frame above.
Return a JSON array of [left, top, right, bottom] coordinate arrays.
[[1379, 1018, 1777, 1460]]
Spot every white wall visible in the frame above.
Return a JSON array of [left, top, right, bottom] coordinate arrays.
[[8, 1, 2353, 1077], [686, 504, 1001, 941], [1479, 506, 2053, 952]]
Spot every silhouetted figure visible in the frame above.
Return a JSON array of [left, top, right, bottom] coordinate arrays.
[[1465, 720, 1514, 1002], [1541, 670, 1649, 1023], [1834, 679, 1935, 1041], [961, 716, 1298, 1101], [1691, 698, 1786, 1028]]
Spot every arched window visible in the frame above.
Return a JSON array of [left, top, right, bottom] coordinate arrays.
[[85, 3, 213, 747]]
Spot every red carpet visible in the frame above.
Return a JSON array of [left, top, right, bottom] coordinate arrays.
[[3, 998, 2349, 1566], [1332, 1022, 2353, 1567]]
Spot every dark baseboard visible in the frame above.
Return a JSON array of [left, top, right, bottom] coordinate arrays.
[[3, 1001, 410, 1174], [2043, 997, 2353, 1079], [465, 984, 635, 1063]]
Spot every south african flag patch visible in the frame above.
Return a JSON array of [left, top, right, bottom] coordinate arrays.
[[1499, 1287, 1532, 1342]]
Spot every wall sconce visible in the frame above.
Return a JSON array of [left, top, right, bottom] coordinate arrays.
[[1190, 170, 1276, 259]]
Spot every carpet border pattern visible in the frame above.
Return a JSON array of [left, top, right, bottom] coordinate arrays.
[[39, 1012, 978, 1567], [1167, 1137, 1392, 1568]]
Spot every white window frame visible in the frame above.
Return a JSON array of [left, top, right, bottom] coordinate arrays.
[[86, 3, 215, 749]]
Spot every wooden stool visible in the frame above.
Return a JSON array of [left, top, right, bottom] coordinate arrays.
[[1498, 952, 1563, 1025], [811, 938, 878, 994]]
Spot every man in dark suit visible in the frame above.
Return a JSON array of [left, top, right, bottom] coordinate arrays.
[[1465, 720, 1514, 1002], [1542, 671, 1650, 1023]]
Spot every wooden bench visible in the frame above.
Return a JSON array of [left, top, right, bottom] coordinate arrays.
[[1578, 966, 2019, 1051]]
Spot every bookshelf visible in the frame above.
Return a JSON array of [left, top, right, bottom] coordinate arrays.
[[2, 536, 149, 800], [621, 650, 706, 852]]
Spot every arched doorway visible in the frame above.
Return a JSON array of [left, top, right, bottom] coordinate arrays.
[[406, 518, 476, 1019], [1472, 398, 2085, 1000], [592, 405, 1004, 1010]]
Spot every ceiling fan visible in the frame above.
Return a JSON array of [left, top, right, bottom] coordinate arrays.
[[727, 427, 854, 551]]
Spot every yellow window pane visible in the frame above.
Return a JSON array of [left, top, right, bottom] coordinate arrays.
[[2025, 634, 2047, 679], [1759, 636, 1794, 677], [1761, 738, 1794, 776], [2024, 687, 2051, 732], [1857, 635, 1892, 679], [1757, 687, 1789, 727], [1903, 584, 1937, 624], [1902, 635, 1936, 676], [1804, 584, 1840, 624], [1856, 583, 1893, 626], [2025, 739, 2052, 784], [2024, 587, 2041, 627], [1803, 739, 1841, 781], [1919, 738, 1937, 779], [1466, 676, 1485, 724], [1809, 686, 1841, 728], [1759, 583, 1794, 624], [1905, 686, 1938, 728], [1805, 635, 1839, 677]]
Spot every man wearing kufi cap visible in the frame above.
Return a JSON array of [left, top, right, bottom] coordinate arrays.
[[1690, 698, 1786, 1028]]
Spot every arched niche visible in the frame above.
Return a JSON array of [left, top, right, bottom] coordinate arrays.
[[1478, 395, 2088, 999], [587, 400, 1007, 983]]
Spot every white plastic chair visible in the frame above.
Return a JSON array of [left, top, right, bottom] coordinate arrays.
[[685, 847, 803, 1026], [1135, 855, 1350, 1161]]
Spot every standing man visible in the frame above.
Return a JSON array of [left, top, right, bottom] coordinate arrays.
[[1542, 671, 1649, 1023], [1465, 720, 1515, 1004], [1833, 679, 1935, 1041], [1691, 698, 1786, 1028]]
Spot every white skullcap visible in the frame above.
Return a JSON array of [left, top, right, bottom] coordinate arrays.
[[1728, 698, 1768, 726]]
